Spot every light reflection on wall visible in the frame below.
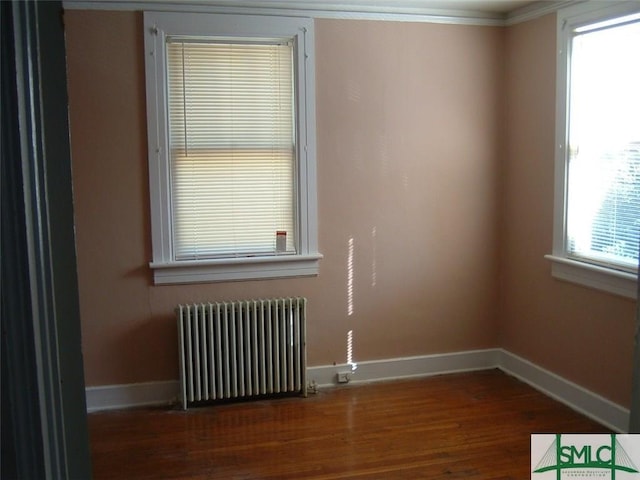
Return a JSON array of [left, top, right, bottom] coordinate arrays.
[[347, 329, 357, 372], [371, 226, 377, 288], [347, 236, 357, 372], [347, 236, 354, 316]]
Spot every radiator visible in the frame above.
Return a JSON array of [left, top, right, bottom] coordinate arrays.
[[177, 297, 307, 409]]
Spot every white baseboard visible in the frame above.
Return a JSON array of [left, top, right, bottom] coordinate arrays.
[[497, 349, 629, 432], [85, 348, 630, 432], [306, 348, 500, 387], [85, 380, 179, 413]]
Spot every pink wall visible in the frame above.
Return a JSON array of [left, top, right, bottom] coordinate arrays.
[[315, 19, 503, 364], [65, 11, 502, 387], [65, 9, 635, 408], [501, 14, 636, 408]]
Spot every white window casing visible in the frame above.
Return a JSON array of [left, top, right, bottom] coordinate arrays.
[[143, 12, 321, 284], [547, 1, 640, 299]]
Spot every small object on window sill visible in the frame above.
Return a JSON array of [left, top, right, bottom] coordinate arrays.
[[276, 231, 287, 253]]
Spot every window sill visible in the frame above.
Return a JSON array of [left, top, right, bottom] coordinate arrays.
[[150, 253, 323, 285], [544, 255, 637, 300]]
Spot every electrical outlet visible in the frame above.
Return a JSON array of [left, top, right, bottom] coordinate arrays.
[[337, 372, 351, 384]]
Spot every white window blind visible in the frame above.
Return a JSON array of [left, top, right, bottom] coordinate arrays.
[[565, 18, 640, 272], [166, 39, 296, 260]]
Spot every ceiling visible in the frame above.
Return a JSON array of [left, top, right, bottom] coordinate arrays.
[[62, 0, 559, 24]]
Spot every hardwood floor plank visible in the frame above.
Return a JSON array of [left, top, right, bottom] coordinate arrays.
[[89, 370, 609, 479]]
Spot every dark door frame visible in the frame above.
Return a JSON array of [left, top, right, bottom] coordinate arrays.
[[1, 1, 92, 477]]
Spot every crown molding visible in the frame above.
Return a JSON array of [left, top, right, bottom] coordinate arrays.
[[62, 0, 572, 26], [505, 0, 576, 25]]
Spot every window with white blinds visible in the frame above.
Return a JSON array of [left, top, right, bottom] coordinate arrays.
[[565, 17, 640, 272], [144, 12, 320, 284], [167, 40, 296, 260], [549, 2, 640, 298]]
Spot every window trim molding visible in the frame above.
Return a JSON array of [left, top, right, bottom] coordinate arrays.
[[150, 253, 324, 284], [143, 11, 321, 284], [545, 255, 637, 299], [550, 0, 640, 299]]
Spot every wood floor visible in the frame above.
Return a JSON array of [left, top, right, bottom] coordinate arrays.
[[89, 370, 609, 479]]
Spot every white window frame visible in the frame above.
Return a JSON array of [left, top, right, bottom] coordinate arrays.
[[143, 12, 321, 284], [546, 1, 640, 299]]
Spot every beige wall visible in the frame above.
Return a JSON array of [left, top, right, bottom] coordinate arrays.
[[65, 9, 635, 409], [501, 13, 636, 408], [65, 11, 502, 387]]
